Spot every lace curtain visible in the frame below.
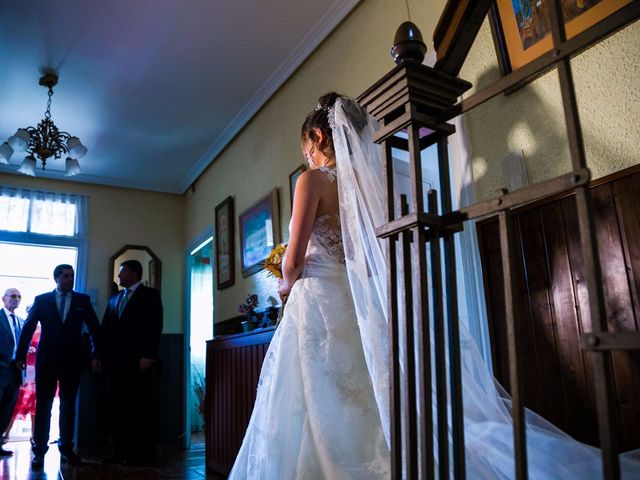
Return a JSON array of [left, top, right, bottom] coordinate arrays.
[[190, 248, 213, 433], [0, 186, 87, 238]]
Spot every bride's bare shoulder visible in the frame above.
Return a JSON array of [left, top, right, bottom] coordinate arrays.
[[296, 169, 331, 190]]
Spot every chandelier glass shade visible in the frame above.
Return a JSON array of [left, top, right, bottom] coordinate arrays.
[[0, 72, 86, 177]]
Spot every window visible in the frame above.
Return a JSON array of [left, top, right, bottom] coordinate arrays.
[[0, 195, 29, 232], [0, 187, 85, 236], [0, 186, 88, 293]]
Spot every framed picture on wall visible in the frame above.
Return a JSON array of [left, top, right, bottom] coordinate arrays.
[[490, 0, 632, 75], [239, 189, 280, 277], [288, 164, 306, 209], [215, 196, 235, 289]]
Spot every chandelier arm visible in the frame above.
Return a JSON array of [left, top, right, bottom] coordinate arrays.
[[6, 71, 85, 173]]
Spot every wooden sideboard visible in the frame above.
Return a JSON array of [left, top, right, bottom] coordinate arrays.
[[205, 327, 275, 476]]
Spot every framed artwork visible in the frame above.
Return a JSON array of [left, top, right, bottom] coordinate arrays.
[[215, 196, 235, 289], [490, 0, 632, 74], [288, 164, 306, 209], [239, 189, 280, 277]]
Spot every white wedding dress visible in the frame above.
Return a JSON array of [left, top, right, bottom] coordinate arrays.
[[229, 98, 640, 479], [229, 167, 390, 479]]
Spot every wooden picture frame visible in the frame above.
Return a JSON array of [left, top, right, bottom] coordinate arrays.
[[433, 0, 494, 76], [288, 164, 306, 209], [239, 189, 280, 278], [110, 245, 161, 295], [490, 0, 632, 75], [215, 196, 235, 289]]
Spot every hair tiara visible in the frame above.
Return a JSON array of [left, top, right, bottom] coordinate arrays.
[[315, 103, 331, 114]]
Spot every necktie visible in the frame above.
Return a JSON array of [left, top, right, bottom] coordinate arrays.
[[118, 289, 130, 317], [59, 293, 67, 321], [10, 313, 20, 341]]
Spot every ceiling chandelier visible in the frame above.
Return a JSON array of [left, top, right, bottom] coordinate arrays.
[[0, 71, 87, 177]]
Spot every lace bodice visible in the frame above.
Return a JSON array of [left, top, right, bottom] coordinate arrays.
[[307, 166, 345, 265], [310, 213, 344, 264]]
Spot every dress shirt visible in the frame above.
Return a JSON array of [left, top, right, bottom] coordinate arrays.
[[3, 306, 20, 356], [118, 280, 142, 317], [56, 289, 72, 322], [126, 280, 143, 294]]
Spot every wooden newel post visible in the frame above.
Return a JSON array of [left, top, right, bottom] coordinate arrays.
[[357, 21, 471, 480]]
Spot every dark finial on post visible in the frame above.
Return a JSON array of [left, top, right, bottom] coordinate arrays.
[[391, 21, 427, 64]]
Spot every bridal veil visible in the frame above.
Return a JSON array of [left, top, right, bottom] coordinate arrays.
[[331, 96, 640, 479]]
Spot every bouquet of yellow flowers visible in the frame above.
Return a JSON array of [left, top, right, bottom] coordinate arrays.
[[264, 243, 287, 279], [264, 243, 288, 326]]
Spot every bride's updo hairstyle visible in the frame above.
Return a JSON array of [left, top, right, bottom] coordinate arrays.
[[301, 92, 340, 156]]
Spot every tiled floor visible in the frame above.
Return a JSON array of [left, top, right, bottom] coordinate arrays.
[[0, 439, 222, 480]]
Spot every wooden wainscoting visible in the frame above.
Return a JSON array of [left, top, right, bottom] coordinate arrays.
[[477, 164, 640, 451], [205, 327, 275, 475], [78, 333, 185, 454], [157, 333, 185, 448]]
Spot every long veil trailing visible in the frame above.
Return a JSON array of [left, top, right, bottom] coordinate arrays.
[[332, 97, 391, 444], [331, 97, 640, 479]]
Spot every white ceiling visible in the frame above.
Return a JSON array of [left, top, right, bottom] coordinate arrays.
[[0, 0, 360, 193]]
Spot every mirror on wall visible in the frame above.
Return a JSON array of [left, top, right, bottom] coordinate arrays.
[[109, 245, 161, 296]]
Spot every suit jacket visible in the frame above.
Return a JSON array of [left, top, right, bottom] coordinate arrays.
[[102, 284, 163, 371], [16, 290, 101, 373], [0, 310, 22, 382]]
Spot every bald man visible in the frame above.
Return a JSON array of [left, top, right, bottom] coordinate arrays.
[[0, 288, 23, 457]]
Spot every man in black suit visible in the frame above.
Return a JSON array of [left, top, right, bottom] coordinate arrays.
[[16, 264, 101, 468], [102, 259, 163, 464], [0, 288, 23, 457]]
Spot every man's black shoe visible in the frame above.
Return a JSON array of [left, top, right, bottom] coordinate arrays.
[[60, 450, 83, 465], [31, 454, 45, 469], [0, 448, 13, 457]]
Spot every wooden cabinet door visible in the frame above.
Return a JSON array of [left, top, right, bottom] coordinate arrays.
[[205, 328, 274, 475]]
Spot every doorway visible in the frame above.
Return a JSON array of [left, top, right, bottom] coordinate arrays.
[[0, 241, 78, 443], [186, 236, 213, 447]]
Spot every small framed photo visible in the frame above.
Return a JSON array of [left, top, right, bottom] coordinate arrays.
[[288, 164, 307, 209], [239, 189, 280, 278], [490, 0, 631, 75], [215, 196, 235, 289]]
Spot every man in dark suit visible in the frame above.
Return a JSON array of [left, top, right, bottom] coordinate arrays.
[[102, 259, 163, 464], [16, 264, 101, 468], [0, 288, 23, 457]]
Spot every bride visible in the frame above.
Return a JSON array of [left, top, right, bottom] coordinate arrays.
[[229, 92, 390, 479], [229, 93, 640, 479]]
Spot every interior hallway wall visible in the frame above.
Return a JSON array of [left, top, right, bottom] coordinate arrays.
[[0, 173, 185, 333], [459, 15, 640, 201], [185, 0, 639, 322], [183, 0, 446, 323]]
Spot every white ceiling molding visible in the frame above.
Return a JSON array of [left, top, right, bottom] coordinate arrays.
[[178, 0, 361, 193], [0, 164, 170, 193]]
